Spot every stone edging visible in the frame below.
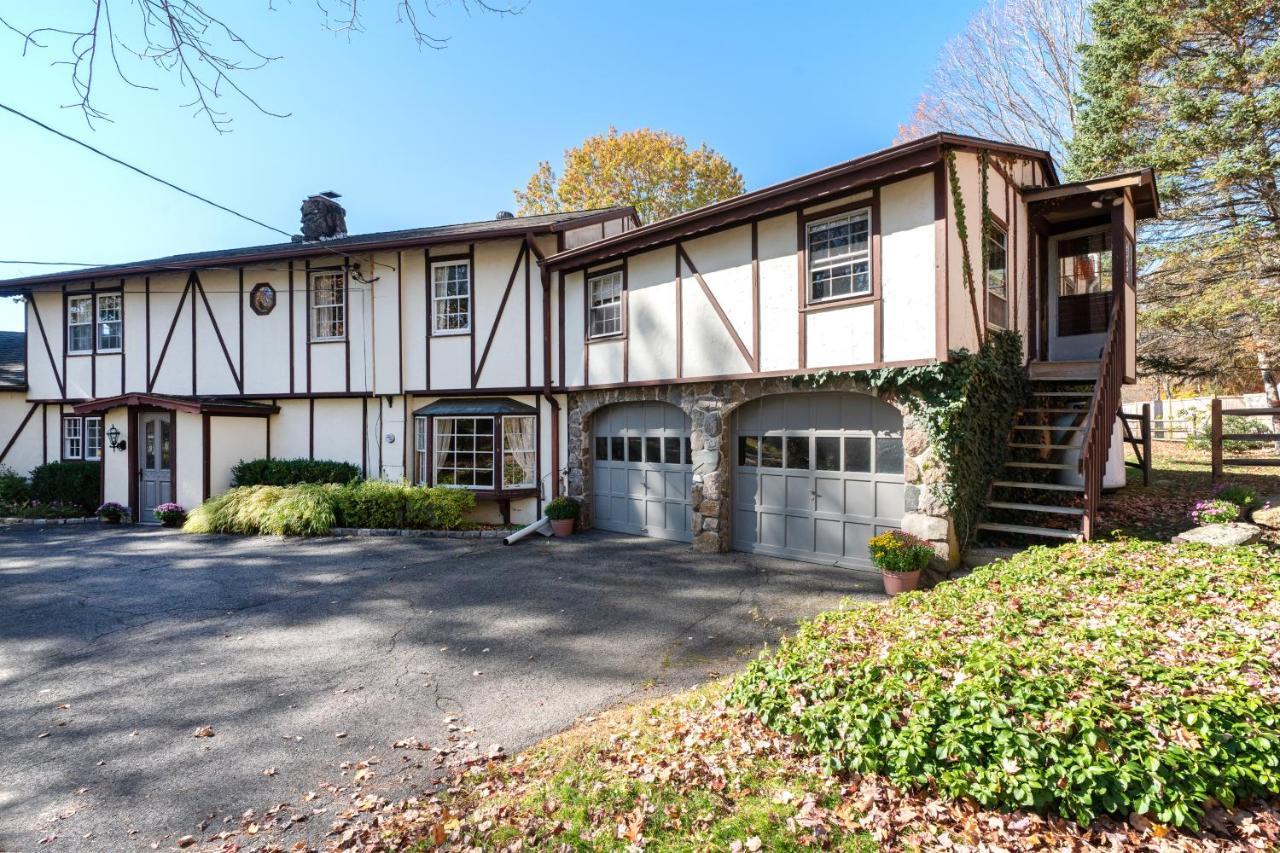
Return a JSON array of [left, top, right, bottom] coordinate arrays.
[[328, 527, 506, 539], [0, 516, 101, 527]]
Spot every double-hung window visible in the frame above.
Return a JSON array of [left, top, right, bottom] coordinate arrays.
[[62, 416, 102, 461], [985, 226, 1008, 329], [432, 261, 471, 334], [67, 295, 94, 354], [96, 293, 123, 351], [432, 416, 495, 488], [806, 209, 871, 302], [309, 271, 346, 341], [501, 415, 536, 489], [587, 270, 623, 338]]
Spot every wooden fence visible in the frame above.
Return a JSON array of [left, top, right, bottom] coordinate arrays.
[[1210, 398, 1280, 481]]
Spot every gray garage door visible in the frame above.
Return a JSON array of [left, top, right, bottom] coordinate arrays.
[[732, 393, 904, 569], [592, 402, 694, 542]]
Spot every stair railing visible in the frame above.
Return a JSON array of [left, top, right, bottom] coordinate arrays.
[[1078, 282, 1125, 540]]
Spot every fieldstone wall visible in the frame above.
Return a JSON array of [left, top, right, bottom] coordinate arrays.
[[565, 377, 959, 570]]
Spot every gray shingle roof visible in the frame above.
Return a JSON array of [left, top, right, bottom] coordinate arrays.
[[0, 330, 25, 388], [0, 207, 634, 290]]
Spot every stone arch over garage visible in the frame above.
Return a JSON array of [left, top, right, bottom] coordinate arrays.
[[565, 375, 955, 567]]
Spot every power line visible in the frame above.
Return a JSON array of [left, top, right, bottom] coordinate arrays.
[[0, 101, 293, 239], [0, 259, 110, 266]]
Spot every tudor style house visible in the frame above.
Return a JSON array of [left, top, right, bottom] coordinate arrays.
[[0, 133, 1156, 565]]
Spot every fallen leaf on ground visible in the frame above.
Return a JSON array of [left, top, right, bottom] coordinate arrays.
[[193, 726, 215, 738]]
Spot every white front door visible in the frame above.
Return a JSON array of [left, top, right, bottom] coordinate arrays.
[[138, 413, 173, 523]]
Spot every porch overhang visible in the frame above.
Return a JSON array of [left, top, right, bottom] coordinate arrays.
[[71, 394, 279, 417], [1024, 168, 1159, 227]]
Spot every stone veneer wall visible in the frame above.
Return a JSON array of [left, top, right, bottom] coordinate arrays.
[[564, 376, 960, 572]]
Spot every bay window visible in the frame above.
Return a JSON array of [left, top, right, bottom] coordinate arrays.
[[413, 399, 538, 493], [501, 416, 536, 488], [432, 416, 495, 488], [807, 209, 871, 302]]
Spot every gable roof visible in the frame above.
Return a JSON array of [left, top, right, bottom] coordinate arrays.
[[0, 331, 25, 389], [0, 207, 636, 291], [543, 132, 1060, 271]]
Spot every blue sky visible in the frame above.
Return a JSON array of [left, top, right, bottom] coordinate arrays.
[[0, 0, 982, 331]]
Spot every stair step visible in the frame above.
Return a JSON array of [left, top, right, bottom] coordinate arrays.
[[1031, 391, 1095, 397], [1006, 461, 1074, 470], [1012, 424, 1085, 431], [1009, 442, 1081, 450], [977, 522, 1081, 540], [986, 501, 1085, 516], [992, 480, 1085, 492]]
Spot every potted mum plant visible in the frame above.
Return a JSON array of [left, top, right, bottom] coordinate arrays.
[[153, 502, 186, 528], [867, 529, 934, 595], [97, 502, 128, 524], [544, 496, 580, 537]]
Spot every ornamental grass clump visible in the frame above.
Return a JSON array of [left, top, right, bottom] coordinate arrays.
[[730, 541, 1280, 830], [1190, 497, 1241, 525]]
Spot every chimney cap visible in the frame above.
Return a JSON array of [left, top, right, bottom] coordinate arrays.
[[315, 191, 342, 200], [494, 210, 515, 220]]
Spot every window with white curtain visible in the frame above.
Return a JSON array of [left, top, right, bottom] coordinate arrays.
[[588, 270, 623, 338], [309, 271, 346, 340], [67, 295, 94, 354], [807, 209, 871, 302], [501, 415, 536, 488], [96, 294, 123, 351], [431, 416, 495, 488], [432, 261, 471, 334]]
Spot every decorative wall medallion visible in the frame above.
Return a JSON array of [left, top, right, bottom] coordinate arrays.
[[249, 283, 276, 316]]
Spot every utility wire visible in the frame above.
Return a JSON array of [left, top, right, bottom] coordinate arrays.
[[0, 259, 111, 266], [0, 100, 293, 239]]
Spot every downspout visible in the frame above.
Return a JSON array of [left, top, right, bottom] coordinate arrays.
[[527, 235, 561, 499]]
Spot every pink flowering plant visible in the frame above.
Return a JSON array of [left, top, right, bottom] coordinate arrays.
[[1189, 498, 1240, 525], [97, 502, 128, 522], [153, 502, 186, 527]]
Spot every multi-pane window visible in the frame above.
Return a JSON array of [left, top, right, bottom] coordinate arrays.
[[96, 293, 123, 351], [432, 261, 471, 334], [84, 417, 103, 460], [736, 432, 902, 475], [309, 271, 346, 340], [588, 270, 623, 338], [1057, 232, 1112, 296], [501, 416, 536, 489], [67, 295, 94, 354], [807, 209, 871, 302], [986, 226, 1008, 329], [432, 416, 495, 488], [62, 416, 102, 460]]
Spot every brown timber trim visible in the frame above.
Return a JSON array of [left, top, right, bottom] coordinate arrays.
[[468, 243, 476, 389], [396, 250, 405, 393], [544, 393, 561, 499], [308, 397, 315, 459], [674, 248, 684, 378], [622, 257, 629, 382], [127, 406, 138, 521], [201, 413, 211, 501], [361, 396, 368, 477], [170, 410, 178, 517], [424, 246, 432, 391], [675, 244, 753, 370], [0, 403, 38, 463], [557, 272, 566, 388], [144, 277, 151, 392], [402, 385, 548, 397], [148, 274, 193, 393], [560, 358, 939, 392], [190, 273, 198, 395], [795, 212, 806, 368], [344, 257, 352, 393], [28, 294, 66, 398], [475, 241, 528, 387], [304, 259, 312, 394], [873, 187, 883, 363], [194, 274, 243, 393], [288, 261, 295, 394], [750, 221, 760, 371], [524, 240, 532, 388], [267, 402, 274, 459], [934, 161, 950, 359], [238, 268, 245, 394]]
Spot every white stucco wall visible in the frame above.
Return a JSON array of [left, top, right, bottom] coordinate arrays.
[[208, 416, 268, 495]]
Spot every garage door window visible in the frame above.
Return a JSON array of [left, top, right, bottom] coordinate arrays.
[[738, 433, 901, 474]]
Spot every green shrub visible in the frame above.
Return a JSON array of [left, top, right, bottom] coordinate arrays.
[[1187, 414, 1273, 453], [259, 484, 339, 536], [0, 465, 31, 504], [730, 541, 1280, 830], [0, 500, 83, 519], [425, 485, 475, 530], [1214, 483, 1260, 511], [335, 480, 433, 529], [30, 461, 100, 513], [867, 529, 934, 573], [544, 496, 579, 521], [231, 457, 360, 487]]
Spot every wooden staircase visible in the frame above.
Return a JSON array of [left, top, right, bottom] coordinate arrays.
[[977, 373, 1096, 543]]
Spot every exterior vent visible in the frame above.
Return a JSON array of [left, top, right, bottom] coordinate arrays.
[[494, 210, 515, 220], [300, 191, 348, 241]]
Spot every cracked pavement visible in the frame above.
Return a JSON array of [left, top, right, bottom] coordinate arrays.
[[0, 525, 882, 851]]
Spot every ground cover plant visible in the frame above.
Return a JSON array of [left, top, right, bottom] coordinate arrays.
[[731, 541, 1280, 831], [182, 481, 476, 535]]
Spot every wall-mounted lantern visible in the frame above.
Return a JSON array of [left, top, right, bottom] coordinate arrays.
[[107, 424, 126, 452]]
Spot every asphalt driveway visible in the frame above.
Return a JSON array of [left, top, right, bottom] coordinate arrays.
[[0, 525, 881, 852]]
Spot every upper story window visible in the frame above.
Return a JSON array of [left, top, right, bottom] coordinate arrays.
[[68, 293, 122, 354], [67, 295, 94, 354], [807, 209, 871, 302], [986, 226, 1008, 329], [432, 261, 471, 335], [309, 271, 346, 341], [588, 270, 623, 338], [62, 416, 101, 461]]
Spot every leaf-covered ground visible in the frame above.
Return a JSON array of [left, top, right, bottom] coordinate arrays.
[[206, 541, 1280, 852]]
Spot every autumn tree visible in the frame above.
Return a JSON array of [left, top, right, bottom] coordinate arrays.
[[1070, 0, 1280, 409], [513, 128, 745, 225], [0, 1, 519, 131], [896, 0, 1089, 164]]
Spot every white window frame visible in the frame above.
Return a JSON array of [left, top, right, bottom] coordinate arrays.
[[95, 293, 123, 352], [501, 415, 536, 489], [430, 415, 495, 489], [62, 417, 83, 460], [84, 416, 103, 461], [431, 260, 472, 335], [985, 225, 1008, 330], [67, 294, 94, 355], [309, 270, 346, 341], [587, 270, 624, 339], [806, 208, 872, 303]]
